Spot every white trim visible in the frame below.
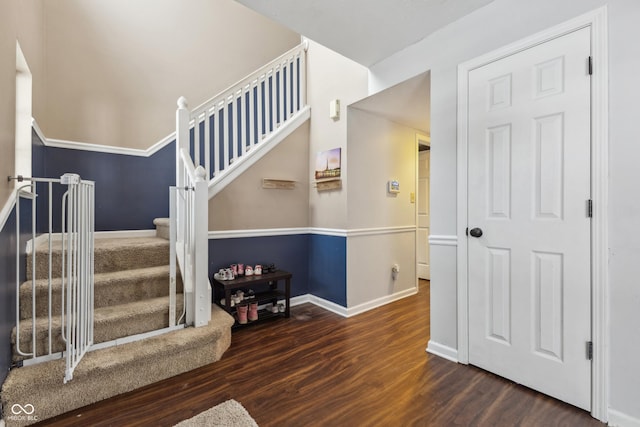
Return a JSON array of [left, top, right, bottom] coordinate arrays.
[[608, 409, 640, 427], [0, 190, 17, 231], [346, 287, 417, 317], [93, 229, 157, 239], [346, 225, 415, 237], [32, 118, 175, 158], [30, 118, 46, 145], [207, 226, 415, 240], [589, 7, 609, 423], [307, 294, 349, 317], [208, 106, 311, 199], [428, 234, 458, 247], [426, 340, 459, 363], [289, 294, 311, 307], [456, 6, 608, 421], [209, 227, 308, 239], [27, 229, 156, 253], [299, 287, 418, 319], [307, 227, 347, 237]]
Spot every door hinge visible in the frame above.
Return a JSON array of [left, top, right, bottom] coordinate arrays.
[[586, 341, 593, 360], [588, 56, 593, 75], [587, 199, 593, 217]]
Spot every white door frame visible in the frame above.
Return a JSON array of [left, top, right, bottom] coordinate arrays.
[[416, 132, 430, 281], [456, 7, 608, 422]]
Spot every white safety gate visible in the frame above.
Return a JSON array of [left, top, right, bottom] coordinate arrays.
[[11, 173, 95, 383]]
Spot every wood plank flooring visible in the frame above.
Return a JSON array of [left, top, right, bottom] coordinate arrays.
[[39, 281, 602, 426]]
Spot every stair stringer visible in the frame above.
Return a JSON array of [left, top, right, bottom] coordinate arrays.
[[208, 106, 310, 199]]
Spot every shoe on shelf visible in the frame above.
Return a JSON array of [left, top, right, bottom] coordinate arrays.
[[237, 304, 248, 324], [248, 302, 258, 321]]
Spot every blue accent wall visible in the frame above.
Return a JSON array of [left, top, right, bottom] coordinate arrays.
[[32, 128, 46, 177], [0, 206, 19, 385], [34, 137, 175, 231], [210, 233, 347, 308], [308, 234, 347, 307], [209, 234, 310, 300]]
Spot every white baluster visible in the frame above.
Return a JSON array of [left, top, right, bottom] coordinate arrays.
[[223, 101, 230, 168], [279, 62, 285, 125], [213, 103, 220, 178], [232, 93, 238, 162], [257, 77, 264, 142], [241, 85, 247, 154], [270, 70, 276, 133], [249, 80, 255, 149], [204, 109, 210, 177]]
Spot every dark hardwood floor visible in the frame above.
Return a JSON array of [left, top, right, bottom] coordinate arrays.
[[40, 281, 602, 426]]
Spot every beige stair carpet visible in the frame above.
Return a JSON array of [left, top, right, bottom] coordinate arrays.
[[2, 305, 234, 427]]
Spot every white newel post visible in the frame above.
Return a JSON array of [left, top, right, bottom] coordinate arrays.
[[176, 97, 189, 248], [193, 165, 211, 327]]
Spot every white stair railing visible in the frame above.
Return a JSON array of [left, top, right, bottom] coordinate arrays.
[[171, 103, 211, 328], [189, 42, 307, 183], [11, 174, 95, 383], [171, 42, 308, 328]]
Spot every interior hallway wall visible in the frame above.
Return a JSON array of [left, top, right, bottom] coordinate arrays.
[[346, 108, 417, 307], [369, 0, 640, 420]]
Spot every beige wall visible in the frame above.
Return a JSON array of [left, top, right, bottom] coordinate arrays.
[[346, 109, 417, 229], [306, 40, 369, 230], [0, 0, 44, 208], [16, 0, 44, 122], [0, 0, 18, 207], [40, 0, 300, 150], [345, 108, 418, 306], [209, 121, 310, 230]]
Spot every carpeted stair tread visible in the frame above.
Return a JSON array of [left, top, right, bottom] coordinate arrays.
[[13, 296, 185, 361], [27, 237, 170, 280], [153, 218, 170, 240], [19, 265, 182, 319], [2, 305, 234, 427]]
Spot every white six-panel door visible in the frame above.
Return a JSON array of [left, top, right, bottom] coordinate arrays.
[[467, 27, 591, 410]]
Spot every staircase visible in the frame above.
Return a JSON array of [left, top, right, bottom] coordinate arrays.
[[1, 234, 234, 426], [1, 40, 310, 426]]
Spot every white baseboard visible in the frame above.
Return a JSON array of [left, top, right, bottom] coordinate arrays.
[[609, 409, 640, 427], [307, 294, 349, 317], [26, 229, 157, 253], [94, 229, 157, 239], [289, 294, 311, 307], [289, 288, 418, 319], [426, 340, 459, 363], [346, 287, 418, 317]]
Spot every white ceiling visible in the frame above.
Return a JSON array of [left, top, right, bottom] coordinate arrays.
[[237, 0, 494, 67]]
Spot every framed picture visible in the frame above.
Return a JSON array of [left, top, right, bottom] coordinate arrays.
[[315, 147, 341, 180]]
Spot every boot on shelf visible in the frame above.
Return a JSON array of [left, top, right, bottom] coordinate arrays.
[[248, 302, 258, 321], [237, 304, 248, 324]]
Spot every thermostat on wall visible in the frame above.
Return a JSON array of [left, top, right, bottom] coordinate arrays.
[[387, 180, 400, 194]]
